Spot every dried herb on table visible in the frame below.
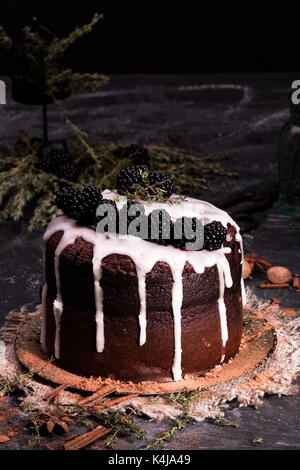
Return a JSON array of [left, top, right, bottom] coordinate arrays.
[[144, 389, 203, 450], [96, 410, 146, 449], [213, 416, 239, 428]]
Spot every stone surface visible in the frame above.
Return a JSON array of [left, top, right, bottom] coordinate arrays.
[[0, 73, 300, 450]]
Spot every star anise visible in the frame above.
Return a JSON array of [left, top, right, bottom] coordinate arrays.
[[244, 250, 272, 272], [30, 411, 75, 436]]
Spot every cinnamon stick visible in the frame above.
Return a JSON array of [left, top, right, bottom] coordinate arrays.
[[77, 387, 116, 406], [255, 259, 272, 271], [43, 383, 71, 402], [92, 393, 139, 410], [293, 275, 300, 289], [259, 283, 290, 288], [64, 426, 112, 450]]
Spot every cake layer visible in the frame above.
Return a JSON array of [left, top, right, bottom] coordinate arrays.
[[44, 268, 242, 383]]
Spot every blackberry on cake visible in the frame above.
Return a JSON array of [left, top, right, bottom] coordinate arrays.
[[173, 216, 203, 250], [116, 164, 174, 201], [204, 220, 227, 251], [149, 172, 174, 199], [96, 199, 118, 233], [116, 164, 150, 195], [56, 185, 103, 224], [125, 199, 147, 237], [148, 209, 173, 246]]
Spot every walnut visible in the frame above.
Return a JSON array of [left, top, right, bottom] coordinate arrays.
[[266, 266, 291, 285], [242, 259, 252, 279]]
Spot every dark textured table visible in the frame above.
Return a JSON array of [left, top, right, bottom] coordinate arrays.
[[0, 74, 300, 450]]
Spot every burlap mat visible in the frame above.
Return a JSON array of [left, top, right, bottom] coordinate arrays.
[[0, 287, 299, 422]]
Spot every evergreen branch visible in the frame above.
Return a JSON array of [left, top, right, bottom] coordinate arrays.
[[0, 25, 13, 51], [46, 13, 103, 62], [69, 73, 109, 93], [22, 26, 44, 46], [52, 95, 99, 164], [52, 95, 114, 165], [46, 69, 73, 94], [0, 139, 236, 230]]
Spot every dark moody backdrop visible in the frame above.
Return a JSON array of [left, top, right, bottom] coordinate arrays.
[[0, 2, 300, 74]]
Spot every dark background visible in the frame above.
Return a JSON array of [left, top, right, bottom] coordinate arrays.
[[0, 1, 299, 74]]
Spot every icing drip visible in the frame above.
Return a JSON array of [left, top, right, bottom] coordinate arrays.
[[241, 279, 247, 306], [53, 299, 63, 358], [40, 282, 48, 352], [43, 192, 243, 381], [170, 261, 185, 381], [40, 246, 48, 352], [93, 254, 105, 352], [216, 263, 231, 363], [135, 267, 147, 346]]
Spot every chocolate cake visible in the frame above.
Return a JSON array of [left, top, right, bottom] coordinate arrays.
[[41, 190, 244, 383]]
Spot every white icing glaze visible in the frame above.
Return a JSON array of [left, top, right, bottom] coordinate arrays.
[[42, 191, 243, 381], [102, 190, 240, 228], [241, 279, 246, 306], [40, 246, 48, 352], [40, 282, 48, 352]]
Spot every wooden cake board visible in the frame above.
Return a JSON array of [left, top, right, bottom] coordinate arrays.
[[14, 308, 277, 395]]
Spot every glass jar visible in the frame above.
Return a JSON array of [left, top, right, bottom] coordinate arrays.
[[279, 98, 300, 216]]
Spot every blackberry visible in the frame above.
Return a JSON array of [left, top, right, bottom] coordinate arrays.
[[149, 172, 174, 198], [203, 221, 227, 251], [121, 144, 150, 165], [56, 185, 103, 224], [38, 148, 72, 172], [38, 148, 80, 182], [117, 164, 150, 195], [96, 199, 118, 233], [148, 209, 173, 246], [55, 162, 81, 182], [125, 200, 147, 238], [173, 217, 202, 250]]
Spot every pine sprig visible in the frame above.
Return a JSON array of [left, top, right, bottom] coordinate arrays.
[[0, 25, 13, 51], [0, 137, 236, 230], [45, 13, 103, 63], [0, 13, 108, 99], [69, 73, 109, 93]]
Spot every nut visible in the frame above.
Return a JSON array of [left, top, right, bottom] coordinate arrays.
[[266, 266, 291, 284], [242, 259, 252, 279]]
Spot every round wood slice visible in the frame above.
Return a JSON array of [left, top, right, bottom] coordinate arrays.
[[14, 307, 276, 395]]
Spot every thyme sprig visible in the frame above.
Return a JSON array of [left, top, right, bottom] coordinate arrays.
[[124, 169, 173, 203], [96, 410, 146, 449], [144, 389, 203, 450]]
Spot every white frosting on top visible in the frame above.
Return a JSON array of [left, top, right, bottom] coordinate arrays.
[[102, 190, 240, 227], [42, 191, 243, 381]]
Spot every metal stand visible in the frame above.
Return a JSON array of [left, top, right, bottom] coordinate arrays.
[[31, 102, 68, 155]]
